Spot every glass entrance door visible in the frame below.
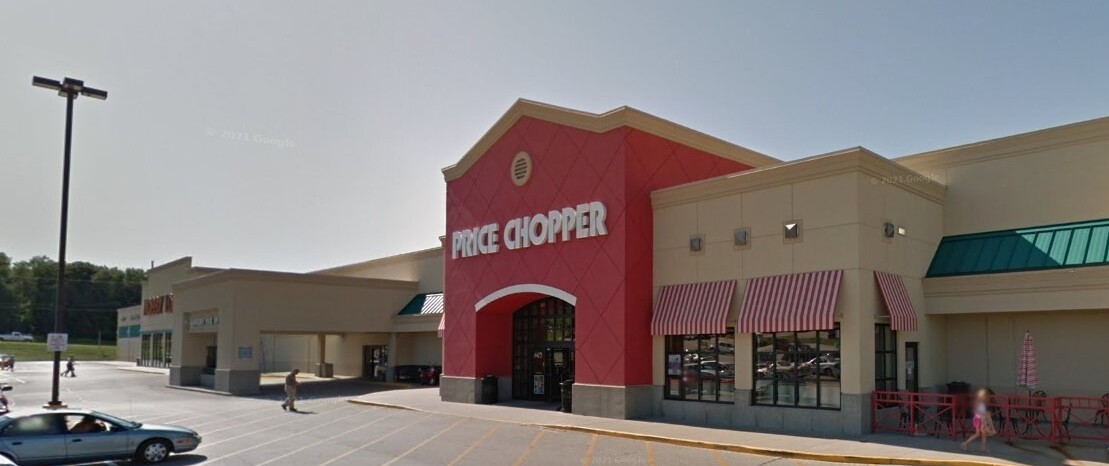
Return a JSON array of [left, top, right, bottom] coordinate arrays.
[[512, 297, 574, 401], [363, 345, 388, 381]]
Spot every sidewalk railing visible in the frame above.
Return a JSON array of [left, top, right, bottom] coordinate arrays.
[[871, 390, 1109, 444]]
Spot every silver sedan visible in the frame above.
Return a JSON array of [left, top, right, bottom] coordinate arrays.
[[0, 409, 200, 465]]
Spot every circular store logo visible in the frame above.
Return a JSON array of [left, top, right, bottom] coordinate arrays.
[[510, 151, 532, 187]]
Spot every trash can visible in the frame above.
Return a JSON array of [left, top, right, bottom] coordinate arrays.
[[315, 362, 334, 378], [560, 379, 574, 413], [480, 375, 498, 404]]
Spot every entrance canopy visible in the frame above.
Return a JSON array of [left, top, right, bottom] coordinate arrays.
[[737, 270, 843, 333], [650, 280, 736, 335], [874, 271, 918, 331]]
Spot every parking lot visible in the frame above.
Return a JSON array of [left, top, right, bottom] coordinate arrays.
[[1, 362, 854, 465]]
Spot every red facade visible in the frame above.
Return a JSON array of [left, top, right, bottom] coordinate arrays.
[[444, 115, 753, 386]]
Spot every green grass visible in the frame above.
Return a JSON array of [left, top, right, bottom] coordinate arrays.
[[0, 341, 117, 361]]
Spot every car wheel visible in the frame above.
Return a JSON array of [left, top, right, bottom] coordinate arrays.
[[135, 439, 172, 464]]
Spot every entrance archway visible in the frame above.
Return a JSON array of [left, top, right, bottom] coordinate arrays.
[[511, 297, 574, 401]]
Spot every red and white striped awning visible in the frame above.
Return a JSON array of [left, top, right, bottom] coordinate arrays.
[[650, 280, 737, 335], [437, 315, 445, 338], [737, 270, 843, 333], [874, 271, 918, 331]]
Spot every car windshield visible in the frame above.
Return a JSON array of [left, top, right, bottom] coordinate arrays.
[[90, 411, 140, 429]]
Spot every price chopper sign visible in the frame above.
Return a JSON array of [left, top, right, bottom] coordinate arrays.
[[451, 201, 607, 259]]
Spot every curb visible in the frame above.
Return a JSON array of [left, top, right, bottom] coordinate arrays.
[[116, 367, 169, 375], [540, 424, 1008, 466], [166, 385, 233, 396], [347, 399, 418, 411], [346, 398, 1008, 466]]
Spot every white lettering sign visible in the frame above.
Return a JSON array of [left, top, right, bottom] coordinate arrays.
[[452, 201, 607, 259], [189, 314, 219, 332]]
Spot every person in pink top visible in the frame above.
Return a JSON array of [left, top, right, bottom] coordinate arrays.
[[962, 388, 996, 452]]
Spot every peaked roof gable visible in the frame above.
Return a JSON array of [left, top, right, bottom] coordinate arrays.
[[442, 99, 779, 181]]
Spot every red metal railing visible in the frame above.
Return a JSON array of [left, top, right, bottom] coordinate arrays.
[[871, 391, 1109, 445]]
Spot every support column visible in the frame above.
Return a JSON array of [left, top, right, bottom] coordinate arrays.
[[387, 332, 398, 382]]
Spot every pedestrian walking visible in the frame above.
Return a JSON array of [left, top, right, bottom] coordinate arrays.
[[961, 388, 996, 452], [280, 368, 300, 412], [61, 356, 77, 377]]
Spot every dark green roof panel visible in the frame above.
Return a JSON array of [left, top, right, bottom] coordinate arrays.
[[396, 293, 444, 316], [926, 218, 1109, 277]]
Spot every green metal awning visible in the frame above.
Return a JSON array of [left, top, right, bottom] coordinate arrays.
[[396, 292, 444, 316], [927, 218, 1109, 277]]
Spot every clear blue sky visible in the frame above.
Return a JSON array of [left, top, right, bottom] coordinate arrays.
[[2, 1, 1108, 272]]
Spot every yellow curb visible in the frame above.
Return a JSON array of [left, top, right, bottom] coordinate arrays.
[[540, 424, 1009, 466], [346, 399, 1009, 466]]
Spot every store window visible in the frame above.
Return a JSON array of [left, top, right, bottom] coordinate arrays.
[[875, 324, 897, 391], [152, 333, 164, 367], [140, 334, 151, 365], [164, 333, 173, 365], [754, 325, 841, 409], [663, 331, 735, 403]]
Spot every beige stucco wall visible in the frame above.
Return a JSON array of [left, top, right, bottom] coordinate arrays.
[[172, 271, 417, 374], [259, 334, 318, 373], [143, 258, 220, 332], [924, 266, 1109, 315], [896, 119, 1109, 236], [650, 150, 946, 395], [171, 280, 233, 370], [325, 333, 390, 376], [395, 332, 442, 366], [313, 247, 443, 294], [944, 309, 1109, 397]]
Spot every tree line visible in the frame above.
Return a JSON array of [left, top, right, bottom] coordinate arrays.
[[0, 253, 145, 342]]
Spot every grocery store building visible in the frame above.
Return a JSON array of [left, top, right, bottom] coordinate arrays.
[[117, 100, 1109, 436], [437, 100, 1109, 436]]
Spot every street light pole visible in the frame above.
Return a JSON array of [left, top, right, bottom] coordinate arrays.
[[32, 76, 107, 409]]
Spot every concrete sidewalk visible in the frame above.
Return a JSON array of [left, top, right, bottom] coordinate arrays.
[[350, 388, 1108, 466]]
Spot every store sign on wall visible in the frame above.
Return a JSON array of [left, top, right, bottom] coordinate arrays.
[[188, 313, 219, 333], [451, 201, 608, 259]]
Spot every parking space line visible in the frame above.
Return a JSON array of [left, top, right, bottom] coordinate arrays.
[[380, 417, 467, 466], [511, 429, 545, 466], [200, 402, 352, 447], [446, 423, 500, 466], [198, 400, 350, 436], [711, 449, 727, 466], [581, 434, 598, 466], [316, 412, 433, 466], [148, 402, 276, 426], [197, 406, 380, 465], [180, 407, 279, 429], [645, 441, 657, 466], [253, 410, 402, 466]]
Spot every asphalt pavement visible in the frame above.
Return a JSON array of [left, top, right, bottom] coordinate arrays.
[[0, 361, 859, 466]]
